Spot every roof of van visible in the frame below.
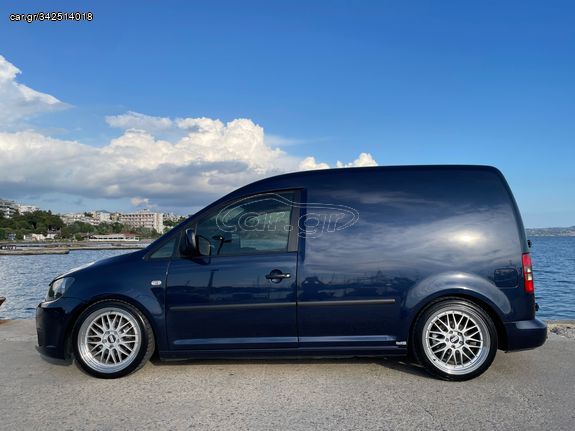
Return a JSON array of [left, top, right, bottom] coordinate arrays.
[[223, 164, 503, 202]]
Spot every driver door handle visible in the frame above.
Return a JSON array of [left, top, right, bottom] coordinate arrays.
[[265, 270, 291, 282]]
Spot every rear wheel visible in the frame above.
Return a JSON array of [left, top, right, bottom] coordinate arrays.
[[72, 300, 155, 379], [413, 299, 498, 381]]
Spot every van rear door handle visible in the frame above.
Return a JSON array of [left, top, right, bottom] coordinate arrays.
[[265, 270, 291, 282]]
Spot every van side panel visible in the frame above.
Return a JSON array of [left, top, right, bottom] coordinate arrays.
[[297, 167, 531, 345]]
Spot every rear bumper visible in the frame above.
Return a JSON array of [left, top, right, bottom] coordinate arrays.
[[36, 297, 85, 360], [503, 318, 547, 351]]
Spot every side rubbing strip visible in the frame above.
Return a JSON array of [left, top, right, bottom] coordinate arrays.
[[298, 299, 396, 307], [171, 299, 395, 312], [171, 302, 296, 312]]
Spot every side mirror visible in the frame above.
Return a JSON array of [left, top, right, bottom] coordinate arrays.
[[181, 228, 197, 256], [181, 229, 212, 257], [196, 235, 212, 256]]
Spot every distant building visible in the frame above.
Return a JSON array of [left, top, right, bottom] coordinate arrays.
[[163, 212, 185, 223], [119, 210, 164, 233], [94, 211, 111, 223], [61, 213, 100, 226], [23, 233, 46, 241], [17, 204, 39, 214], [89, 234, 140, 242], [0, 200, 39, 217], [0, 199, 17, 218]]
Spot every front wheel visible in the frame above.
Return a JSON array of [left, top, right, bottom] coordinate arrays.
[[413, 299, 498, 381], [72, 300, 155, 379]]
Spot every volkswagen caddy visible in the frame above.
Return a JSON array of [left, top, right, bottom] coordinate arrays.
[[36, 165, 547, 380]]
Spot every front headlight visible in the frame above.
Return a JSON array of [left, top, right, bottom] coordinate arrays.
[[45, 277, 75, 302]]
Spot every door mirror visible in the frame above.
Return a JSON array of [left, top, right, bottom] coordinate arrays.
[[196, 235, 212, 256], [181, 228, 197, 256], [181, 229, 212, 257]]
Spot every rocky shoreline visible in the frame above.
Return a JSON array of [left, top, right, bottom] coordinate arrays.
[[547, 321, 575, 339]]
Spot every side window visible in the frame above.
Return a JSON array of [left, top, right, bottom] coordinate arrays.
[[196, 191, 296, 256], [149, 238, 176, 259]]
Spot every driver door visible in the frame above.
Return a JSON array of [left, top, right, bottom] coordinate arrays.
[[165, 190, 300, 350]]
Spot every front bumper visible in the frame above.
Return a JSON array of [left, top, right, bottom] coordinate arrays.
[[36, 297, 85, 360], [504, 318, 547, 351]]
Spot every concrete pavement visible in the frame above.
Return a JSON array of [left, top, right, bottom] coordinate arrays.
[[1, 320, 574, 430]]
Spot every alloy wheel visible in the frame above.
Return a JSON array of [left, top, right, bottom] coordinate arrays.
[[77, 307, 142, 374], [422, 309, 490, 375]]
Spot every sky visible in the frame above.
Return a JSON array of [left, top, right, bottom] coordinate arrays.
[[0, 0, 574, 227]]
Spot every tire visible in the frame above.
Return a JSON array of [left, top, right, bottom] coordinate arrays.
[[72, 300, 155, 379], [412, 298, 498, 381]]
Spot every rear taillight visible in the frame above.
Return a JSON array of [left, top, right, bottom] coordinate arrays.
[[522, 253, 534, 294]]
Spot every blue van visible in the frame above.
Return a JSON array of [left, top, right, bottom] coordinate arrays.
[[36, 165, 547, 380]]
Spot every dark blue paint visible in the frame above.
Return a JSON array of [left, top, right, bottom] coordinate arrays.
[[165, 253, 298, 349], [36, 165, 546, 361]]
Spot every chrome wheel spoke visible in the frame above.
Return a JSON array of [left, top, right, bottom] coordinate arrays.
[[440, 348, 449, 361], [89, 343, 102, 353], [431, 345, 447, 353], [461, 317, 470, 332], [436, 319, 449, 332], [461, 348, 473, 362], [118, 344, 131, 357]]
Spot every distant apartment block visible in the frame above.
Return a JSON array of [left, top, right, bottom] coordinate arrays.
[[17, 204, 39, 214], [0, 199, 17, 218], [94, 211, 111, 222], [119, 210, 164, 233], [61, 210, 166, 232], [61, 213, 100, 226], [0, 199, 39, 218]]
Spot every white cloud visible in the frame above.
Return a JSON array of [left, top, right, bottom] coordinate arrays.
[[0, 122, 377, 208], [265, 134, 305, 147], [298, 156, 330, 171], [0, 57, 379, 210], [0, 118, 293, 207], [176, 117, 223, 132], [106, 111, 173, 131], [299, 152, 378, 171], [0, 121, 293, 205], [131, 197, 156, 208], [336, 152, 378, 168], [0, 55, 67, 127]]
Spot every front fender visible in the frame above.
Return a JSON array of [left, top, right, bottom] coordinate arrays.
[[63, 256, 170, 352]]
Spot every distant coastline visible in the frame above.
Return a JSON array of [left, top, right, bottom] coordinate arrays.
[[526, 227, 575, 237], [0, 240, 150, 255]]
